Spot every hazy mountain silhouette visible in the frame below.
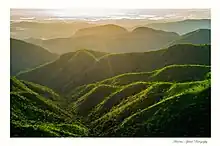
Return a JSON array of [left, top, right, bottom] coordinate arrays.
[[146, 19, 210, 35], [10, 21, 97, 40], [39, 24, 180, 54], [10, 38, 58, 75], [169, 29, 211, 46], [74, 24, 128, 37]]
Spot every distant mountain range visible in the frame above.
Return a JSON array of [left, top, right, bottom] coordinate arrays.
[[169, 29, 211, 46], [10, 38, 58, 75], [10, 21, 97, 40], [146, 19, 210, 35], [32, 24, 179, 54], [20, 21, 210, 55]]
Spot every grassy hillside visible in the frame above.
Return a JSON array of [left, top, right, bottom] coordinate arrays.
[[58, 64, 210, 137], [17, 44, 210, 94], [169, 29, 211, 46], [10, 38, 58, 75], [72, 84, 119, 116], [10, 77, 88, 137], [40, 25, 179, 54], [116, 86, 210, 137], [11, 64, 211, 137], [66, 64, 209, 119], [91, 80, 210, 137], [100, 64, 210, 86], [57, 63, 210, 137]]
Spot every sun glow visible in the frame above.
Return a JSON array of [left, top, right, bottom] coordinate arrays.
[[11, 9, 210, 22]]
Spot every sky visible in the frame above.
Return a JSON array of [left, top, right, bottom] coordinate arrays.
[[10, 9, 210, 22]]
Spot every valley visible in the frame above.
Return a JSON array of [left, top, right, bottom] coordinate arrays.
[[10, 9, 211, 137], [11, 44, 211, 137]]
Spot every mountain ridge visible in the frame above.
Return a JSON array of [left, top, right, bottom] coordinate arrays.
[[146, 19, 211, 35], [10, 38, 58, 75], [168, 29, 210, 46], [38, 24, 180, 54], [16, 44, 210, 94]]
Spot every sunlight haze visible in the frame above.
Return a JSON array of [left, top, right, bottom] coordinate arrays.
[[11, 9, 210, 22]]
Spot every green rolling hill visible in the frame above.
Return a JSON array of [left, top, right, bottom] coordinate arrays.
[[10, 77, 88, 137], [17, 44, 210, 94], [63, 64, 210, 137], [69, 64, 210, 118], [100, 64, 210, 86], [95, 83, 210, 137], [11, 63, 211, 137]]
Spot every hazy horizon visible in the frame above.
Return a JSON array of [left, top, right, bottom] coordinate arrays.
[[11, 9, 210, 23]]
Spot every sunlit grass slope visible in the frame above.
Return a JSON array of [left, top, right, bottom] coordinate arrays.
[[63, 63, 211, 137], [12, 43, 211, 137], [11, 64, 211, 137], [100, 64, 210, 86], [69, 64, 210, 119], [10, 77, 88, 137], [115, 86, 210, 137], [91, 80, 210, 137]]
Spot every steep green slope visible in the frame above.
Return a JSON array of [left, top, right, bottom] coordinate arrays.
[[169, 29, 210, 46], [10, 77, 88, 137], [11, 122, 88, 137], [59, 63, 210, 137], [17, 44, 210, 94], [68, 65, 210, 121], [72, 84, 119, 117], [100, 64, 210, 86], [88, 82, 152, 121], [115, 86, 210, 137], [11, 65, 211, 137], [91, 80, 210, 137], [17, 50, 98, 91], [10, 38, 58, 75]]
